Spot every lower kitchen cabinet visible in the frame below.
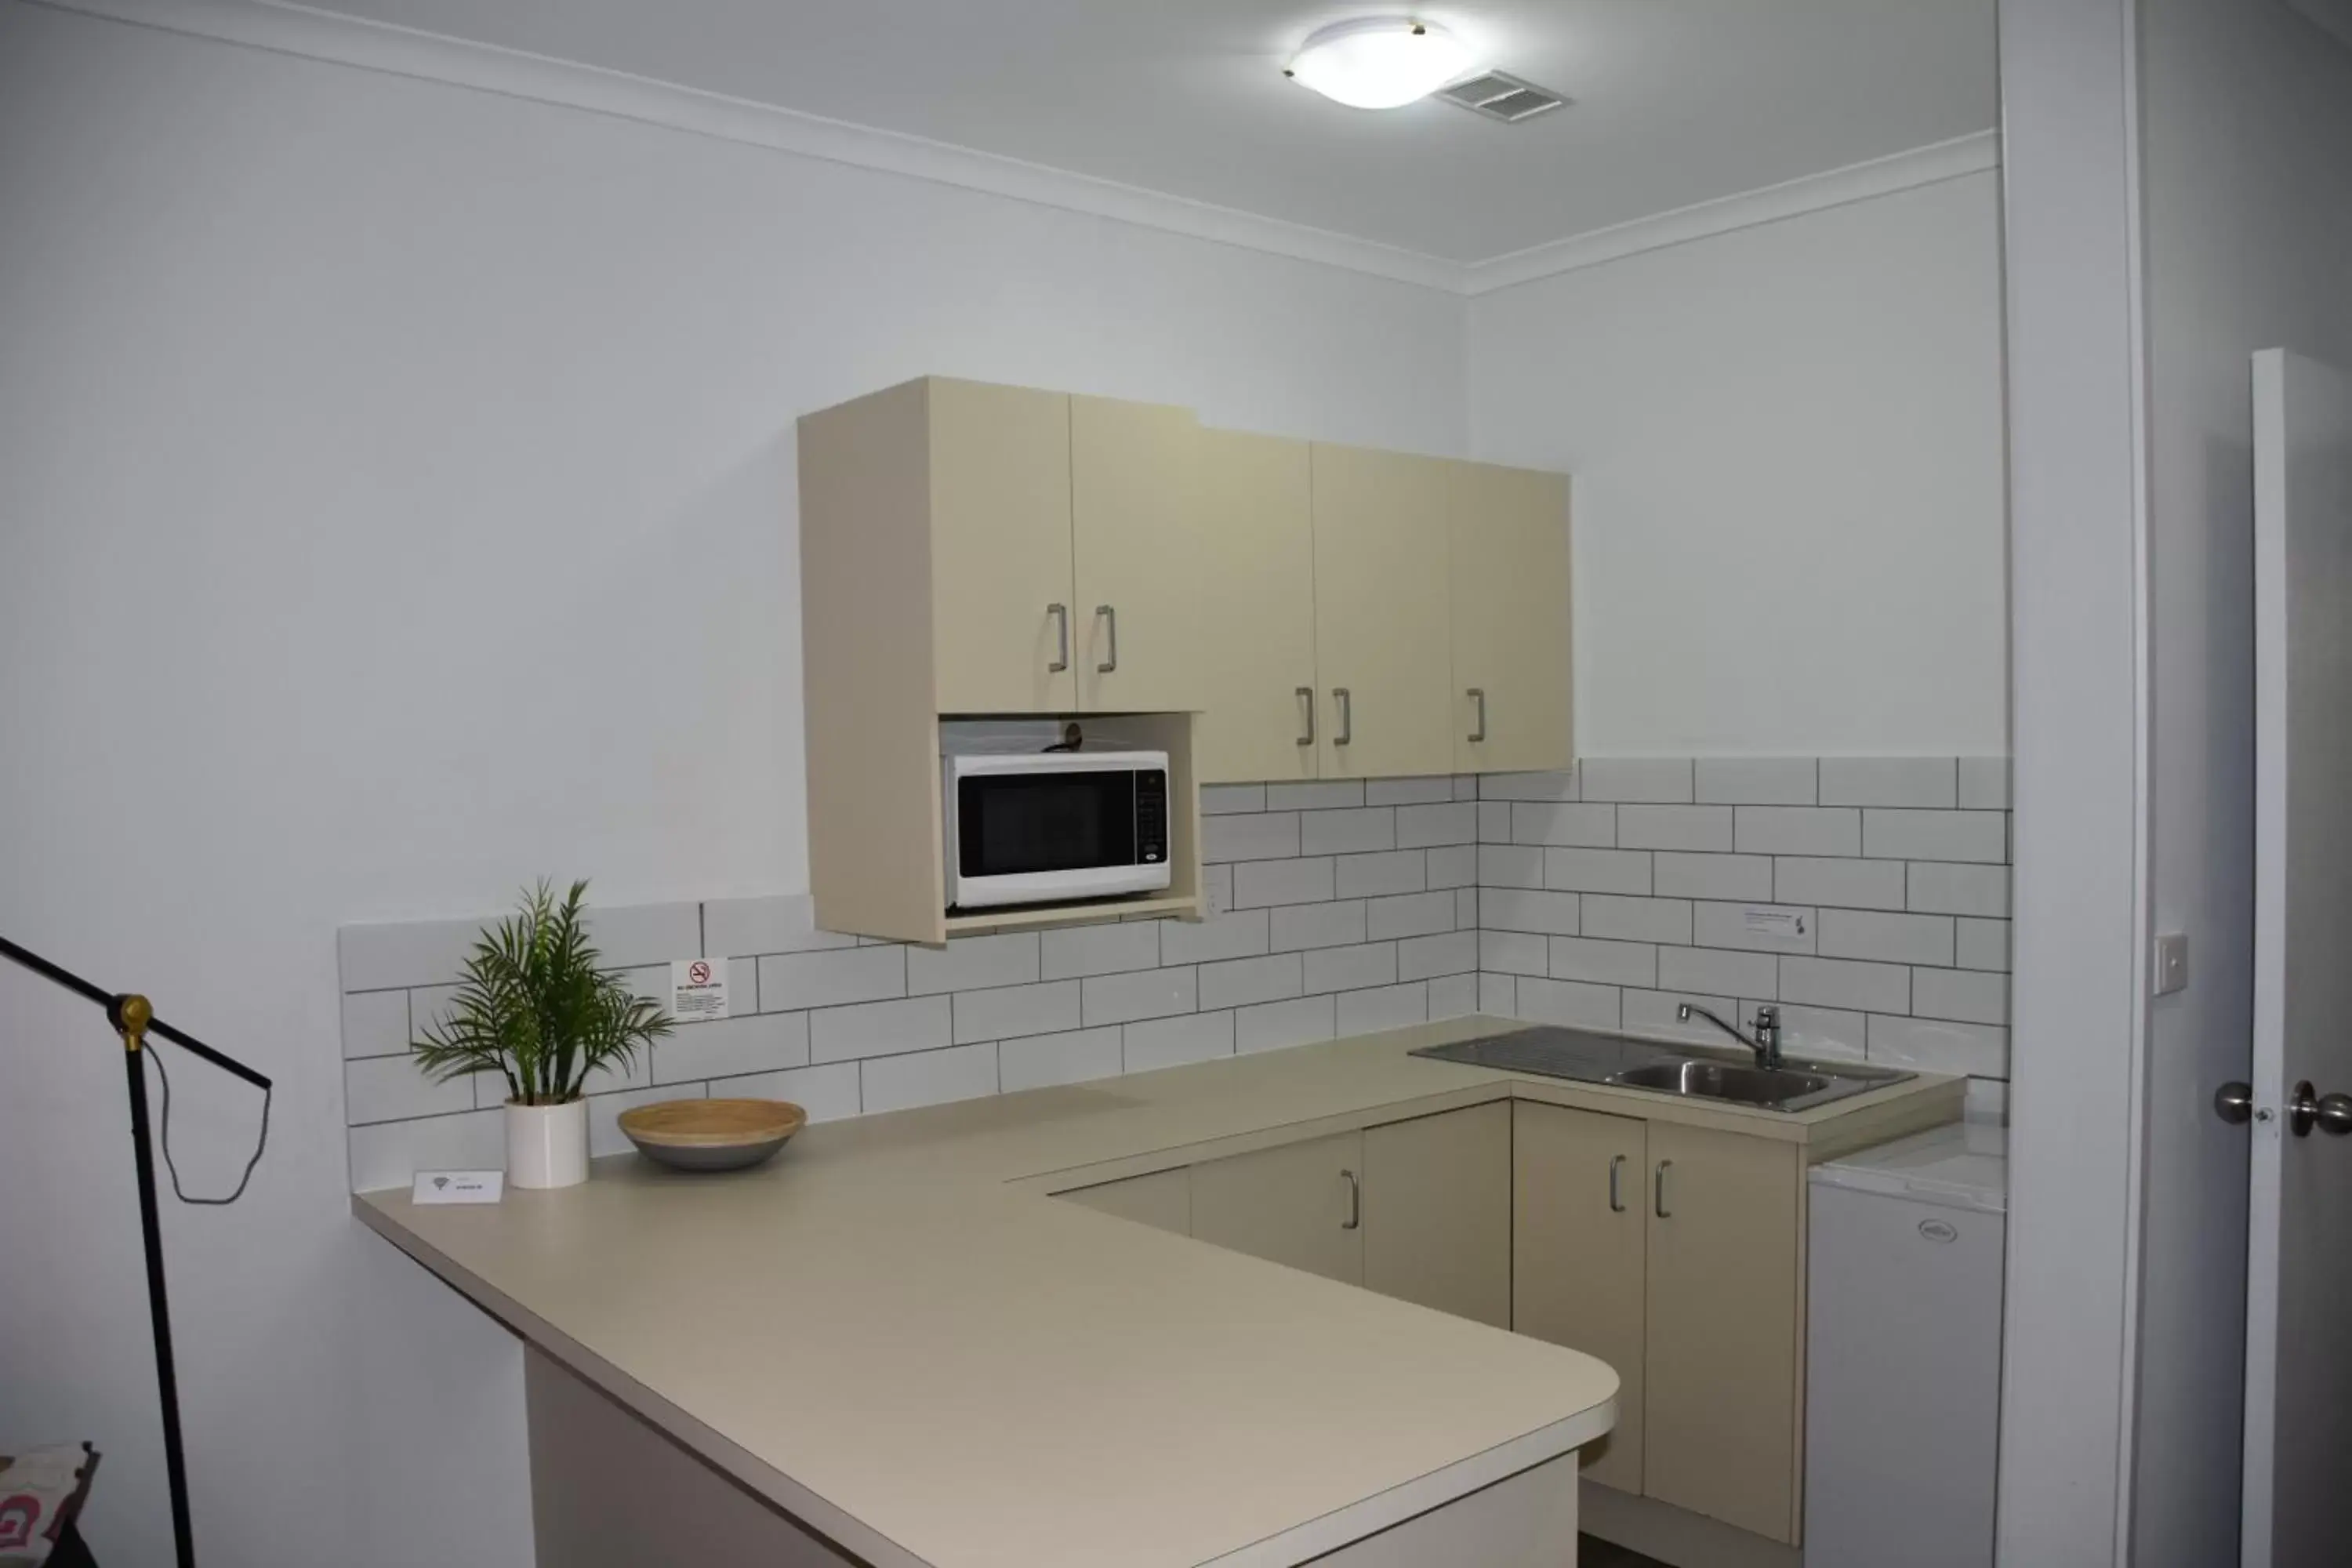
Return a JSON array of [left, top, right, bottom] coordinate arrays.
[[1189, 1129, 1365, 1285], [1362, 1102, 1512, 1329], [1512, 1102, 1649, 1494], [1058, 1167, 1192, 1235]]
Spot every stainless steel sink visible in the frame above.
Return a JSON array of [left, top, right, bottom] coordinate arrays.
[[1608, 1060, 1833, 1108]]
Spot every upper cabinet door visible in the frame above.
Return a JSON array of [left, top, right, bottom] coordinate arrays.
[[1071, 396, 1204, 713], [928, 379, 1076, 713], [1451, 462, 1572, 773], [1192, 430, 1319, 783], [1310, 445, 1457, 779]]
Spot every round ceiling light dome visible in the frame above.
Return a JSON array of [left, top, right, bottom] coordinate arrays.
[[1285, 18, 1475, 110]]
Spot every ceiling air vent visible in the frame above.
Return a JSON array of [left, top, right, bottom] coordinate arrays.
[[1438, 71, 1567, 124]]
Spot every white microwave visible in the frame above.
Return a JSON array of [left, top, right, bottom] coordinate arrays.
[[942, 750, 1172, 911]]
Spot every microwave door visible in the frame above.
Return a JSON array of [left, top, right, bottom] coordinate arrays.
[[949, 768, 1169, 909]]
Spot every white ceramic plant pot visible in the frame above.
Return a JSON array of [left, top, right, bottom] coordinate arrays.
[[505, 1097, 589, 1189]]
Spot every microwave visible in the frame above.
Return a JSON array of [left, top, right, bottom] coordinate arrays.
[[942, 750, 1172, 911]]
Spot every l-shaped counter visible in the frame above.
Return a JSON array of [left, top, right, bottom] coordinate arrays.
[[355, 1015, 1962, 1567]]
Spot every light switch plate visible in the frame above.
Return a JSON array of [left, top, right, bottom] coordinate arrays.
[[2153, 932, 2189, 996]]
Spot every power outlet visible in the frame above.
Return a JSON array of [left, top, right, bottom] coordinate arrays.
[[2153, 931, 2190, 996]]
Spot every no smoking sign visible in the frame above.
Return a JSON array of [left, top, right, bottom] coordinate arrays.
[[670, 957, 731, 1023]]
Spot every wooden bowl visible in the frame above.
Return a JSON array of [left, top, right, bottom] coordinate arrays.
[[617, 1098, 807, 1172]]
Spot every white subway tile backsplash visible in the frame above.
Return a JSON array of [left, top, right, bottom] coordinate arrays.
[[710, 1061, 862, 1123], [1544, 848, 1652, 895], [1236, 995, 1338, 1054], [1398, 929, 1478, 982], [653, 1011, 811, 1084], [1233, 856, 1337, 909], [338, 917, 484, 993], [1693, 758, 1817, 805], [580, 903, 702, 970], [1913, 967, 2010, 1025], [1479, 844, 1547, 889], [761, 946, 906, 1011], [1267, 781, 1363, 811], [1513, 802, 1616, 848], [1477, 800, 1514, 842], [1780, 956, 1910, 1014], [1578, 758, 1693, 804], [1300, 808, 1396, 856], [1867, 1015, 2009, 1077], [953, 980, 1082, 1044], [1428, 972, 1479, 1021], [1123, 1011, 1236, 1073], [1819, 758, 1956, 808], [1454, 888, 1479, 928], [810, 995, 953, 1063], [1157, 909, 1269, 967], [861, 1043, 999, 1114], [1202, 811, 1301, 862], [1581, 895, 1692, 946], [1617, 805, 1733, 853], [1773, 856, 1907, 912], [1199, 953, 1304, 1010], [1657, 945, 1777, 1000], [1366, 891, 1455, 942], [1082, 966, 1197, 1025], [1773, 1005, 1869, 1063], [1426, 844, 1477, 890], [1336, 983, 1428, 1036], [1818, 909, 1955, 967], [1302, 942, 1399, 995], [996, 1027, 1124, 1092], [1518, 977, 1622, 1031], [1269, 900, 1368, 952], [1481, 888, 1581, 937], [348, 1107, 503, 1193], [1333, 851, 1425, 900], [1395, 802, 1477, 848], [346, 1054, 476, 1125], [1200, 784, 1267, 815], [1620, 989, 1736, 1047], [1955, 918, 2012, 972], [1652, 852, 1772, 902], [1480, 929, 1549, 977], [1864, 809, 2007, 863], [905, 933, 1039, 996], [1200, 863, 1235, 917], [1040, 921, 1161, 979], [1478, 972, 1518, 1015], [1480, 770, 1579, 800], [1734, 807, 1862, 857], [702, 895, 842, 959], [1367, 776, 1455, 806], [341, 989, 409, 1061], [1958, 757, 2012, 810], [1453, 775, 1480, 802], [1549, 937, 1658, 989], [1907, 862, 2011, 917]]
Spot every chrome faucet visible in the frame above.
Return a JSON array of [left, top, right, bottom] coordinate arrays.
[[1677, 1003, 1783, 1069]]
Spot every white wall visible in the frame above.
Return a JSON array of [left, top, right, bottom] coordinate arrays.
[[1464, 175, 2009, 758], [0, 8, 1467, 1565], [2130, 1, 2352, 1561]]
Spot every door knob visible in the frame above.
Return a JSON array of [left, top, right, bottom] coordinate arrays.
[[2215, 1081, 2255, 1125], [2287, 1080, 2352, 1138]]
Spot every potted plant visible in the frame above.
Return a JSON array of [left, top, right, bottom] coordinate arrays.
[[411, 880, 673, 1189]]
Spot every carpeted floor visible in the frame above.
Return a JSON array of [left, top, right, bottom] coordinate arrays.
[[1578, 1535, 1671, 1567]]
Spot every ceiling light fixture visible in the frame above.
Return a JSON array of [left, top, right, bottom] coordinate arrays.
[[1285, 18, 1475, 111]]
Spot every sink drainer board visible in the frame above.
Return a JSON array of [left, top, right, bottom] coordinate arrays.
[[1410, 1025, 1911, 1113]]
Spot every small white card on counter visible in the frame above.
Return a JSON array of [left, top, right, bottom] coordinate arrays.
[[413, 1170, 503, 1205], [671, 958, 730, 1022]]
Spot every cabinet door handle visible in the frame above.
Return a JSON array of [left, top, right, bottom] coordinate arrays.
[[1340, 1167, 1360, 1230], [1094, 604, 1118, 673], [1654, 1159, 1673, 1219], [1297, 687, 1316, 747], [1047, 604, 1069, 673], [1608, 1153, 1626, 1214], [1467, 688, 1488, 744], [1332, 688, 1352, 746]]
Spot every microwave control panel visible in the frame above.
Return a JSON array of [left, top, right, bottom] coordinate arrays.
[[1137, 771, 1168, 864]]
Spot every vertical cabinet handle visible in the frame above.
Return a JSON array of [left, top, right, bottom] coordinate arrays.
[[1654, 1159, 1673, 1220], [1094, 604, 1118, 673], [1340, 1168, 1360, 1230], [1047, 604, 1069, 673], [1296, 686, 1316, 747], [1608, 1153, 1626, 1214], [1466, 687, 1488, 744], [1332, 688, 1352, 747]]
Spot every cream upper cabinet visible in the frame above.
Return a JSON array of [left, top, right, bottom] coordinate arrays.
[[1362, 1103, 1512, 1330], [1189, 1130, 1365, 1287], [1311, 444, 1457, 779], [1192, 430, 1319, 783], [1072, 395, 1207, 713], [1450, 463, 1573, 773], [1513, 1101, 1650, 1495], [1643, 1121, 1803, 1544], [926, 379, 1079, 715]]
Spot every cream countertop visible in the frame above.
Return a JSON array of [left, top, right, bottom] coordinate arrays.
[[355, 1014, 1961, 1568]]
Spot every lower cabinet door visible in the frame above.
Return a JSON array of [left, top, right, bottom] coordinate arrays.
[[1642, 1120, 1803, 1543], [1189, 1131, 1365, 1286], [1361, 1102, 1512, 1328], [1512, 1101, 1649, 1494], [1057, 1167, 1191, 1235]]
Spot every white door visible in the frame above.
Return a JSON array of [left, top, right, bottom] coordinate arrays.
[[2244, 347, 2352, 1567]]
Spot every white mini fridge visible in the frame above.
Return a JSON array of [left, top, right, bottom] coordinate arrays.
[[1805, 1121, 2007, 1568]]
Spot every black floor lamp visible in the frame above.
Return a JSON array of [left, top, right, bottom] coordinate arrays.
[[0, 934, 273, 1568]]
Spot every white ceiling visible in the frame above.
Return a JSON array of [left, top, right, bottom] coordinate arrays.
[[291, 0, 1998, 264]]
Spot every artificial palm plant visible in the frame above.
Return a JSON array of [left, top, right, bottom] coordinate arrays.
[[412, 880, 672, 1105]]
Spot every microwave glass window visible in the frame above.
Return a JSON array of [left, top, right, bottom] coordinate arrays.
[[960, 772, 1138, 877]]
